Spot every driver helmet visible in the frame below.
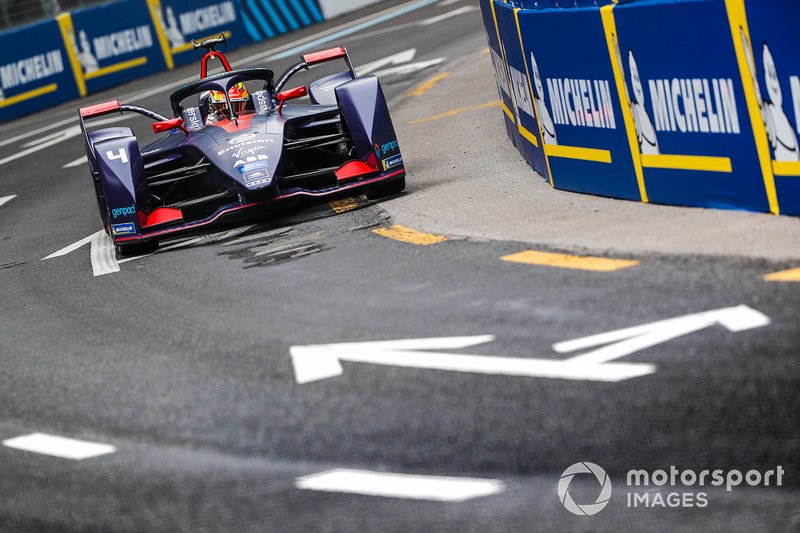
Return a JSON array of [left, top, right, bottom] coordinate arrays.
[[207, 83, 250, 121]]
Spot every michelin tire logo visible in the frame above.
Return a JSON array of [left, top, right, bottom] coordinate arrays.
[[558, 462, 612, 516]]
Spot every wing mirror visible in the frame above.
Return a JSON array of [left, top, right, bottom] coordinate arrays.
[[152, 117, 188, 135], [277, 85, 307, 112]]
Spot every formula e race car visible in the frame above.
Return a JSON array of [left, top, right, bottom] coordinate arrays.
[[78, 36, 404, 254]]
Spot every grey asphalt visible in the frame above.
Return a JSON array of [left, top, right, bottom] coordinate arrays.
[[0, 1, 798, 531]]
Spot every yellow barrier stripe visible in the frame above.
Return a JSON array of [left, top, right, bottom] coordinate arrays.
[[772, 160, 800, 177], [641, 154, 733, 173], [146, 0, 175, 70], [600, 5, 648, 202], [56, 13, 86, 97], [373, 225, 448, 246], [409, 100, 500, 124], [84, 57, 148, 80], [171, 32, 232, 54], [725, 0, 779, 214], [501, 250, 639, 272], [0, 84, 58, 108], [518, 124, 539, 147], [329, 197, 359, 214], [763, 267, 800, 282], [514, 7, 551, 178], [544, 144, 613, 164], [409, 72, 450, 97], [489, 0, 515, 125]]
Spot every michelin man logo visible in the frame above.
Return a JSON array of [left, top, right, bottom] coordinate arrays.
[[158, 6, 186, 49], [741, 29, 799, 161], [530, 50, 557, 145], [69, 29, 99, 74], [627, 51, 659, 155], [558, 462, 612, 516]]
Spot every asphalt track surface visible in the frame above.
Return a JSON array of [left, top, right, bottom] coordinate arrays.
[[0, 1, 799, 531]]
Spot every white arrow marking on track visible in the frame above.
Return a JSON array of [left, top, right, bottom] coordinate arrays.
[[63, 156, 88, 168], [42, 229, 119, 277], [290, 306, 770, 384], [0, 194, 16, 207], [357, 48, 418, 75], [3, 433, 116, 460]]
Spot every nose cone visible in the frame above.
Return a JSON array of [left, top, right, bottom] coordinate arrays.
[[210, 132, 283, 189]]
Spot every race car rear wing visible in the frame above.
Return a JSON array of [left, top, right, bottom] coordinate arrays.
[[275, 46, 356, 93]]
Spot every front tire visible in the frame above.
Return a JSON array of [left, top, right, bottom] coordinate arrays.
[[365, 175, 405, 200]]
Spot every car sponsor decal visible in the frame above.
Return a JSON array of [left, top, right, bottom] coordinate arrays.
[[111, 205, 136, 219], [228, 133, 257, 144], [234, 154, 268, 169], [381, 154, 403, 171], [111, 222, 136, 235], [380, 139, 399, 155]]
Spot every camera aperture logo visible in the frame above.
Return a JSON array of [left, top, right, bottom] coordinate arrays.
[[558, 462, 612, 516], [559, 462, 785, 515]]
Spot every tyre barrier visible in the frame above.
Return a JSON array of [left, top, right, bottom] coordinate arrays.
[[480, 0, 800, 216], [0, 0, 380, 123]]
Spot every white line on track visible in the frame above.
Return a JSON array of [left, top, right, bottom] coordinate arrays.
[[90, 230, 120, 276], [439, 0, 465, 5], [63, 156, 88, 168], [418, 5, 478, 25], [2, 433, 116, 460], [0, 194, 16, 207], [295, 469, 505, 502]]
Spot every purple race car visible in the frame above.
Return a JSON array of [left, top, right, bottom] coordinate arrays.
[[78, 36, 404, 255]]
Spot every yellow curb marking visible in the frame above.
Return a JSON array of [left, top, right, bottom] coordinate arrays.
[[373, 225, 448, 246], [409, 72, 451, 97], [409, 100, 501, 125], [763, 267, 800, 282], [501, 250, 640, 272]]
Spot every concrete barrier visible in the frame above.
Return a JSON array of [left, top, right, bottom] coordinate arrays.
[[480, 0, 800, 216]]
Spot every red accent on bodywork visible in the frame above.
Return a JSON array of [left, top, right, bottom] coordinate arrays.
[[277, 86, 307, 112], [201, 51, 232, 78], [208, 113, 253, 132], [152, 117, 189, 135], [303, 47, 346, 66], [365, 150, 379, 170], [115, 169, 405, 242], [143, 207, 184, 229], [80, 100, 121, 118], [335, 160, 379, 181]]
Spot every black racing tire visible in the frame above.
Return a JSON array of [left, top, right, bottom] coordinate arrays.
[[364, 175, 405, 200], [115, 239, 159, 257]]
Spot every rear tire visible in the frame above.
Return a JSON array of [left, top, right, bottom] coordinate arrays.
[[365, 175, 405, 200]]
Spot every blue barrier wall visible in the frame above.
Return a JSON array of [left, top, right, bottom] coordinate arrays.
[[0, 0, 333, 122], [481, 0, 800, 216]]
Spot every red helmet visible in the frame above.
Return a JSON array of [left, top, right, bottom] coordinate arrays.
[[208, 83, 250, 119]]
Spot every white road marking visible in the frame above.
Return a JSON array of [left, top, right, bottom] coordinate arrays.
[[0, 194, 16, 207], [357, 48, 418, 75], [63, 156, 88, 168], [290, 306, 770, 384], [372, 58, 446, 78], [0, 117, 75, 149], [2, 433, 116, 460], [439, 0, 464, 6], [419, 5, 478, 25], [295, 469, 505, 502], [90, 231, 120, 276], [42, 230, 120, 277]]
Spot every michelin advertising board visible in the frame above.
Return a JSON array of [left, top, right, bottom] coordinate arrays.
[[484, 0, 800, 216], [148, 0, 251, 68], [0, 19, 78, 122], [58, 0, 169, 95]]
